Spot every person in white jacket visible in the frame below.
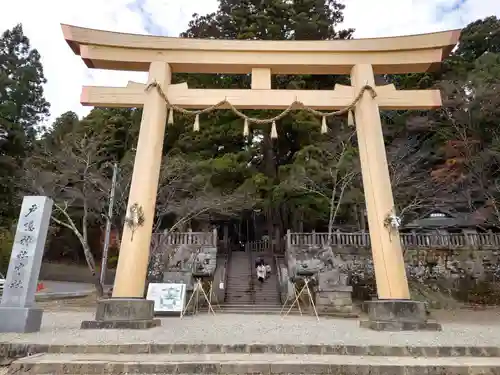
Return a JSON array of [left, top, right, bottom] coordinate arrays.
[[256, 264, 267, 283]]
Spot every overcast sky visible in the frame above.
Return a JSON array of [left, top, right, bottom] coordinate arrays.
[[1, 0, 499, 124]]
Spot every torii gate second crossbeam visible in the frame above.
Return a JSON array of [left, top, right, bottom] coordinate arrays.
[[62, 24, 460, 331]]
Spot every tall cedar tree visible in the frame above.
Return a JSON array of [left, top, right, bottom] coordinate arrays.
[[178, 0, 354, 235], [0, 24, 50, 224]]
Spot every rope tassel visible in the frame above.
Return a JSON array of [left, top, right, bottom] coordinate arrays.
[[193, 114, 200, 132], [243, 118, 249, 136], [167, 109, 174, 125], [321, 116, 328, 134], [270, 121, 278, 139], [347, 110, 355, 127]]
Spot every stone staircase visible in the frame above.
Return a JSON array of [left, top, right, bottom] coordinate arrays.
[[224, 251, 252, 305], [7, 342, 500, 374], [222, 250, 282, 314], [251, 252, 281, 305]]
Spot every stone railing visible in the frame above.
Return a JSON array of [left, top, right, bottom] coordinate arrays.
[[245, 239, 269, 252], [161, 229, 218, 245], [287, 230, 500, 249], [147, 229, 218, 284]]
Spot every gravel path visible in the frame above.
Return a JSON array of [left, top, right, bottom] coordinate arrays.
[[2, 312, 500, 347]]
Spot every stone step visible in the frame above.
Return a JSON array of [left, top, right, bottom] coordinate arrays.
[[218, 306, 358, 318], [253, 298, 281, 301], [7, 342, 500, 357], [227, 290, 278, 295], [10, 352, 500, 374], [220, 308, 283, 315], [226, 295, 278, 299], [219, 303, 291, 315], [223, 302, 279, 306], [221, 304, 282, 309], [224, 300, 281, 305]]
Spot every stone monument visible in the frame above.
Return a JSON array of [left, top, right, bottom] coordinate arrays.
[[0, 196, 53, 333]]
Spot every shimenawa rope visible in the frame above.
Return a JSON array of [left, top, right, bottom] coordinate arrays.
[[144, 81, 377, 137]]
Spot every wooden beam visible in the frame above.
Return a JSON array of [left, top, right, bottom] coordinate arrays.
[[251, 68, 271, 89], [126, 81, 188, 89], [334, 83, 442, 107], [334, 83, 397, 94], [81, 85, 442, 110], [79, 44, 445, 74], [63, 24, 461, 54]]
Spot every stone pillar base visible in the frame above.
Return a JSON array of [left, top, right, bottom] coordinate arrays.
[[360, 299, 441, 331], [81, 298, 161, 330], [317, 285, 357, 317], [0, 306, 43, 333]]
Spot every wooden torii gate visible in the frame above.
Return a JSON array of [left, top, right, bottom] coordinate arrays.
[[62, 24, 460, 330]]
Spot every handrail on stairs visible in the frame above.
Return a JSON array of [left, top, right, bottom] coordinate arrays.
[[247, 246, 256, 304], [222, 245, 232, 303], [273, 254, 284, 304]]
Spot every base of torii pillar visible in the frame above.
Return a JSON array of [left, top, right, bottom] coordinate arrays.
[[81, 298, 161, 330], [360, 300, 441, 331], [350, 64, 441, 331]]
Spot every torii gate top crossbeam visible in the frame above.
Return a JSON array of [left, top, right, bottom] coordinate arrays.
[[61, 24, 460, 75]]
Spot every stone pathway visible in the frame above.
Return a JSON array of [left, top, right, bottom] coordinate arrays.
[[3, 311, 500, 347]]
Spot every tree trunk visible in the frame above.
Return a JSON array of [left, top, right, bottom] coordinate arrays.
[[82, 187, 104, 297], [262, 128, 278, 251], [82, 241, 104, 297], [328, 187, 336, 240]]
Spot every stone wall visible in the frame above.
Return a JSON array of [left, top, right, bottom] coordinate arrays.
[[286, 242, 500, 307], [289, 245, 500, 281], [147, 232, 220, 308], [285, 244, 354, 314]]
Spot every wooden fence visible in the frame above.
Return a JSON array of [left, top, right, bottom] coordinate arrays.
[[287, 230, 500, 249]]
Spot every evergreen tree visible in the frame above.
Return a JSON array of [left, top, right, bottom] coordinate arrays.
[[0, 24, 50, 224], [178, 0, 354, 235], [0, 24, 49, 133]]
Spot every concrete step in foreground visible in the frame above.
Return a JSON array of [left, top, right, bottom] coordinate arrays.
[[10, 352, 500, 375]]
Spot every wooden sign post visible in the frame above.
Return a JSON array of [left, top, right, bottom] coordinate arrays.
[[62, 24, 460, 330]]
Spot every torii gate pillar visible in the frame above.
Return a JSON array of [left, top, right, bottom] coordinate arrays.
[[81, 61, 170, 329], [351, 64, 410, 300], [352, 64, 439, 331]]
